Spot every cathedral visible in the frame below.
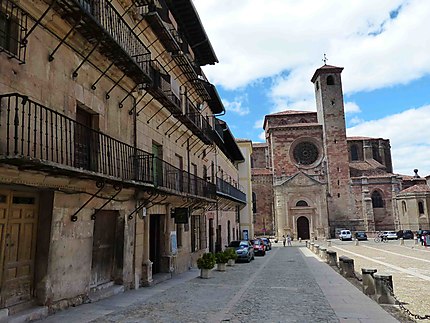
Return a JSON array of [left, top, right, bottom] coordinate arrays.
[[251, 64, 430, 239]]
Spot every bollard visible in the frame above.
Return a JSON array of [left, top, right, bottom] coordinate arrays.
[[319, 247, 327, 261], [327, 240, 332, 247], [361, 268, 378, 299], [314, 244, 320, 254], [305, 241, 309, 248], [310, 242, 315, 252], [326, 250, 337, 266], [338, 256, 355, 278], [299, 237, 302, 243], [374, 274, 396, 304], [414, 237, 418, 245], [355, 238, 359, 246], [399, 238, 404, 246]]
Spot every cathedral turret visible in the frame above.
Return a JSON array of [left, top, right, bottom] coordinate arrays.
[[311, 64, 352, 226]]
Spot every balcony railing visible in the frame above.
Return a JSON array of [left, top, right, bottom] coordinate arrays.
[[216, 177, 246, 204], [51, 0, 151, 85], [179, 97, 212, 144], [0, 93, 216, 200]]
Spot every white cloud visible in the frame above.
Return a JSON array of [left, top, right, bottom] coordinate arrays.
[[222, 97, 250, 116], [347, 105, 430, 175], [195, 0, 430, 107], [254, 118, 264, 129], [344, 102, 361, 114], [258, 131, 266, 141], [349, 116, 364, 126]]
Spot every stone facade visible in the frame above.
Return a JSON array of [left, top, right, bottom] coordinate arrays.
[[251, 65, 414, 239], [0, 0, 247, 315]]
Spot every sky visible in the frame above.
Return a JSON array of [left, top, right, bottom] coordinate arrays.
[[193, 0, 430, 176]]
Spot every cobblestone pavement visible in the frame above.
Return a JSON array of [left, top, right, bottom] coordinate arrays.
[[90, 247, 339, 323], [317, 238, 430, 320], [41, 245, 398, 323]]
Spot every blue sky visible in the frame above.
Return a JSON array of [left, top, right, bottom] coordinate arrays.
[[194, 0, 430, 176]]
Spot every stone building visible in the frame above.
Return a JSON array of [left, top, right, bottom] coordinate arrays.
[[251, 64, 406, 239], [0, 0, 246, 316]]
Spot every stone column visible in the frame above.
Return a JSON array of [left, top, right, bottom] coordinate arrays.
[[361, 268, 377, 299], [141, 214, 153, 286], [327, 240, 332, 247], [374, 274, 396, 304]]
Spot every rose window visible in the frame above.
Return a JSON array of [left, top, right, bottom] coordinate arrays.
[[293, 142, 319, 165]]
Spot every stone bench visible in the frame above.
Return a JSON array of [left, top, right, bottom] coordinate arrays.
[[374, 274, 396, 304], [361, 268, 377, 298]]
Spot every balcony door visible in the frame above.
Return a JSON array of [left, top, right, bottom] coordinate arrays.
[[152, 143, 163, 187], [75, 108, 92, 170], [174, 154, 183, 192]]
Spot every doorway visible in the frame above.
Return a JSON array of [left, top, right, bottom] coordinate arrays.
[[91, 210, 119, 287], [297, 216, 310, 240], [0, 191, 39, 307], [208, 218, 214, 253], [149, 214, 162, 274]]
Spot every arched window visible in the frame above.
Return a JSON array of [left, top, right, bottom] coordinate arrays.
[[327, 75, 335, 85], [296, 200, 308, 207], [371, 191, 383, 208], [418, 201, 424, 214], [402, 201, 407, 214], [299, 118, 307, 123], [316, 81, 320, 90], [252, 192, 257, 213], [351, 144, 359, 161]]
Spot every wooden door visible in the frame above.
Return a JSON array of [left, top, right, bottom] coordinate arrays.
[[297, 216, 310, 240], [0, 191, 38, 307], [75, 108, 92, 170], [91, 210, 117, 287]]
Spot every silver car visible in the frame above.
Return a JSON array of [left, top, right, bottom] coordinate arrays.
[[227, 240, 255, 262]]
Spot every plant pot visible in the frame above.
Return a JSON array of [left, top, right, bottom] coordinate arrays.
[[200, 268, 211, 279], [227, 259, 235, 266], [216, 263, 226, 271]]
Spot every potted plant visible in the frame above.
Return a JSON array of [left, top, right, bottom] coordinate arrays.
[[225, 247, 237, 266], [215, 251, 229, 271], [197, 252, 216, 279]]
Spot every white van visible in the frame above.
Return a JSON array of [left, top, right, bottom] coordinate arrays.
[[339, 230, 352, 241]]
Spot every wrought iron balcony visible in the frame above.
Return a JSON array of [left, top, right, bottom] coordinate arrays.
[[0, 93, 216, 200], [146, 60, 182, 116], [50, 0, 152, 85], [0, 0, 28, 63], [137, 0, 210, 100], [178, 97, 212, 144], [216, 177, 246, 204]]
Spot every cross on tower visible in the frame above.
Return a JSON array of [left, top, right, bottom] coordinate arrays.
[[322, 53, 328, 65]]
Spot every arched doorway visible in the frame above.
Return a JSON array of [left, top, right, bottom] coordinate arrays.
[[297, 216, 310, 240]]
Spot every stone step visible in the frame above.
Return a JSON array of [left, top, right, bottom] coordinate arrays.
[[88, 283, 125, 303]]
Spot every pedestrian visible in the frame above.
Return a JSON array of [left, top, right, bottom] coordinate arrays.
[[282, 235, 286, 247], [287, 234, 292, 246]]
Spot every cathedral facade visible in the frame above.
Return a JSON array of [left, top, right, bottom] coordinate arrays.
[[251, 65, 406, 239]]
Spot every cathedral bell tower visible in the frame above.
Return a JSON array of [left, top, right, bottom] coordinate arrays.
[[311, 64, 352, 227]]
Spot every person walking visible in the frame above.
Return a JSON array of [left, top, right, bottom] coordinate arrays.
[[287, 234, 292, 246], [282, 235, 286, 247]]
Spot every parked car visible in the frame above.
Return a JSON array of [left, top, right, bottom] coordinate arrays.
[[339, 230, 352, 241], [355, 231, 367, 241], [383, 231, 398, 240], [260, 237, 272, 250], [397, 230, 414, 239], [227, 240, 254, 262], [251, 239, 266, 256]]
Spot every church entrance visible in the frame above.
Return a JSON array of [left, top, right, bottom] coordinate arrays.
[[297, 216, 310, 240]]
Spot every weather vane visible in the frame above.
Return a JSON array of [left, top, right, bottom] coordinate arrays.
[[323, 53, 328, 65]]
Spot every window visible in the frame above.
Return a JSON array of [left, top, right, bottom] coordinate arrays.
[[293, 142, 319, 165], [296, 200, 308, 207], [199, 215, 207, 249], [402, 201, 407, 214], [327, 75, 335, 85], [252, 192, 257, 213], [371, 191, 383, 208], [0, 11, 19, 55], [418, 201, 424, 215], [176, 224, 182, 248], [227, 220, 231, 243], [372, 144, 381, 162], [351, 144, 359, 161]]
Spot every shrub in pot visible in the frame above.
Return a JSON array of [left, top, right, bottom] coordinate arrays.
[[225, 247, 237, 266], [197, 253, 216, 279], [215, 251, 229, 271]]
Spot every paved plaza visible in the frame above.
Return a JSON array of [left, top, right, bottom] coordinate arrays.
[[39, 245, 398, 323]]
